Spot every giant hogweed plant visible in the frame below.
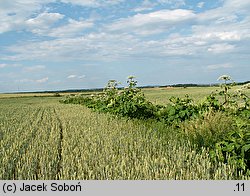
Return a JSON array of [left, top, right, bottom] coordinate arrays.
[[207, 75, 250, 173], [61, 75, 249, 123], [220, 75, 249, 111], [61, 76, 201, 123], [210, 117, 250, 174], [217, 75, 234, 105], [202, 75, 249, 115], [66, 76, 156, 119], [104, 76, 156, 119], [61, 75, 250, 173]]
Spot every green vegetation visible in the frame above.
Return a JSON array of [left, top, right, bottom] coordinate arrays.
[[61, 76, 250, 177], [0, 76, 249, 180]]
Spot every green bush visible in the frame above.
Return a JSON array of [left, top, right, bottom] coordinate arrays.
[[60, 75, 250, 173], [211, 117, 250, 173], [61, 77, 157, 119], [156, 95, 200, 124]]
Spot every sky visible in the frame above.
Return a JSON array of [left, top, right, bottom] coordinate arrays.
[[0, 0, 249, 92]]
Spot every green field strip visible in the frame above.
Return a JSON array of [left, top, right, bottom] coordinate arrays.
[[0, 107, 46, 179], [13, 107, 62, 180]]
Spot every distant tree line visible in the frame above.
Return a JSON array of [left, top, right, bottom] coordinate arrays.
[[11, 81, 250, 94]]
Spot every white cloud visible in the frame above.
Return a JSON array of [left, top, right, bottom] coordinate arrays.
[[25, 12, 64, 34], [67, 74, 86, 79], [0, 64, 7, 68], [23, 65, 46, 72], [206, 63, 233, 70], [3, 32, 140, 61], [193, 30, 242, 42], [191, 14, 250, 43], [67, 75, 77, 79], [19, 79, 33, 83], [0, 10, 64, 34], [78, 75, 86, 79], [134, 0, 186, 12], [0, 63, 21, 68], [207, 43, 235, 54], [26, 12, 64, 27], [1, 0, 250, 64], [2, 25, 246, 62], [48, 19, 93, 38], [19, 77, 49, 83], [197, 0, 250, 23], [156, 0, 185, 8], [224, 0, 250, 10], [215, 32, 241, 41], [133, 0, 155, 12], [36, 77, 48, 83], [109, 9, 196, 35], [197, 2, 205, 8], [18, 13, 92, 38], [133, 7, 153, 13], [0, 0, 113, 34], [0, 0, 53, 34], [60, 0, 124, 7], [49, 80, 61, 85]]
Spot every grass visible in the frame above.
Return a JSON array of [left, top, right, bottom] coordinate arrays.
[[180, 111, 235, 149], [0, 86, 249, 180], [142, 86, 248, 105]]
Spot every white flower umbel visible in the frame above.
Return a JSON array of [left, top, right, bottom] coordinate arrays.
[[217, 75, 231, 81], [217, 75, 233, 105]]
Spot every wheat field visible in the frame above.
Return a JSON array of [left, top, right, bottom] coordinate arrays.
[[0, 93, 249, 180]]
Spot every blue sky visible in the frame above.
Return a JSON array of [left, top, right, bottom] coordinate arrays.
[[0, 0, 249, 92]]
